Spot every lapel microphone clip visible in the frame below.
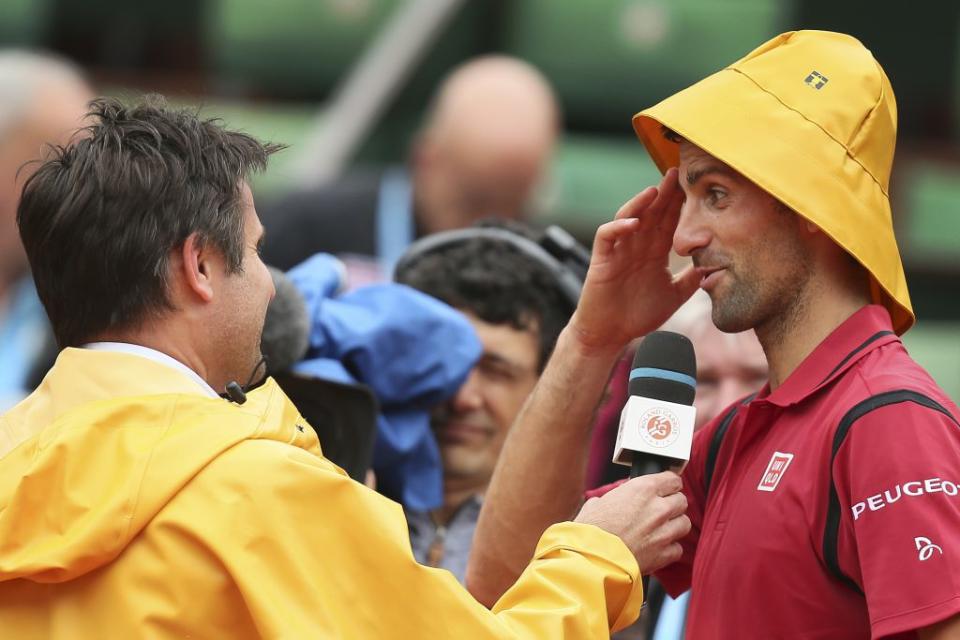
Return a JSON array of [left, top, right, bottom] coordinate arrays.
[[224, 357, 268, 405]]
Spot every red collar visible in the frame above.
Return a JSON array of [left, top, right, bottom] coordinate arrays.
[[757, 305, 900, 408]]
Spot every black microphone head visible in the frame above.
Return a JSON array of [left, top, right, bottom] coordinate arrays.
[[262, 266, 311, 375], [629, 330, 697, 405]]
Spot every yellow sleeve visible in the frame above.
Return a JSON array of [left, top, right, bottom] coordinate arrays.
[[494, 523, 645, 634], [168, 439, 644, 639]]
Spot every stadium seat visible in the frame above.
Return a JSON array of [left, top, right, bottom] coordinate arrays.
[[536, 133, 661, 235], [206, 0, 398, 95], [502, 0, 790, 129], [206, 0, 486, 100], [0, 0, 50, 46], [899, 161, 960, 265], [903, 322, 960, 403]]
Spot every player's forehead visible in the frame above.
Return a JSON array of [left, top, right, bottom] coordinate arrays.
[[677, 142, 745, 186]]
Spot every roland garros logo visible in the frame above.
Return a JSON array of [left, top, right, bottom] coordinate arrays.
[[639, 407, 681, 448]]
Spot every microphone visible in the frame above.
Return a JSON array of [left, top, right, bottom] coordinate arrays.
[[261, 266, 311, 375], [612, 331, 697, 478]]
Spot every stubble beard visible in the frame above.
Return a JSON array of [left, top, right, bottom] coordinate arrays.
[[710, 265, 762, 334], [709, 253, 813, 352]]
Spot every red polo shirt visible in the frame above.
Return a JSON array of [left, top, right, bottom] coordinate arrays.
[[657, 305, 960, 639]]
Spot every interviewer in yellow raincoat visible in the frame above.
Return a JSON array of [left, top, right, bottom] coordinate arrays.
[[0, 97, 692, 639]]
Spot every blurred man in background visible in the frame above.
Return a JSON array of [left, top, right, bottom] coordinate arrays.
[[262, 55, 560, 285], [0, 50, 92, 410], [395, 221, 584, 583]]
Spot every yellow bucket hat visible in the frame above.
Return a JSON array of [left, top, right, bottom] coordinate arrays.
[[633, 30, 914, 335]]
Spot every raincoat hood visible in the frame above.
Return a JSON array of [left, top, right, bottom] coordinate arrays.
[[633, 30, 913, 334], [0, 348, 321, 584]]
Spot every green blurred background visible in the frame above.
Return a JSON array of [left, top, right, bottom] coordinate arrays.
[[3, 0, 957, 397]]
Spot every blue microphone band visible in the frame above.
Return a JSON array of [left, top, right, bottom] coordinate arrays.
[[629, 367, 697, 389]]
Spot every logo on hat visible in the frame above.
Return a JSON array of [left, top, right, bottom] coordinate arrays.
[[804, 70, 829, 90], [639, 407, 680, 448]]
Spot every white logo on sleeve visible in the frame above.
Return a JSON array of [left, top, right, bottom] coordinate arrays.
[[915, 536, 943, 561], [757, 451, 794, 492], [850, 477, 960, 520]]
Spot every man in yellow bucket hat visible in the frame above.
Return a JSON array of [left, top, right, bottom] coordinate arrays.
[[467, 30, 960, 639]]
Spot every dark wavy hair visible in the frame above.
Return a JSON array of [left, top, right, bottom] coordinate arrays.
[[17, 96, 284, 348], [396, 221, 575, 371]]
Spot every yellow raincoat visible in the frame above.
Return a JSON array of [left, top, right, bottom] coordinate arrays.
[[0, 348, 643, 638]]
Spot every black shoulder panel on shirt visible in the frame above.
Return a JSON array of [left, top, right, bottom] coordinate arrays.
[[704, 394, 757, 499], [823, 389, 960, 594]]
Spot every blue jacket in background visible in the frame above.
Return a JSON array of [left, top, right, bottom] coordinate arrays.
[[287, 254, 481, 510]]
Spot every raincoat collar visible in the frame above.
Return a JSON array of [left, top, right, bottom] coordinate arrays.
[[83, 342, 219, 398]]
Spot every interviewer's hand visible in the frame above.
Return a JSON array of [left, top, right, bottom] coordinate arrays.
[[574, 471, 690, 575], [570, 168, 699, 356]]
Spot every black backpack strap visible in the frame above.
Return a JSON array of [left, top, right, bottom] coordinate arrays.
[[704, 394, 756, 499], [823, 390, 960, 593]]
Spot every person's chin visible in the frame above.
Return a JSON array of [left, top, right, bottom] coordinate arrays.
[[712, 305, 756, 334]]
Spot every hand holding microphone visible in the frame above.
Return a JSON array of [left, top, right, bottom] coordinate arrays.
[[575, 471, 690, 575]]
